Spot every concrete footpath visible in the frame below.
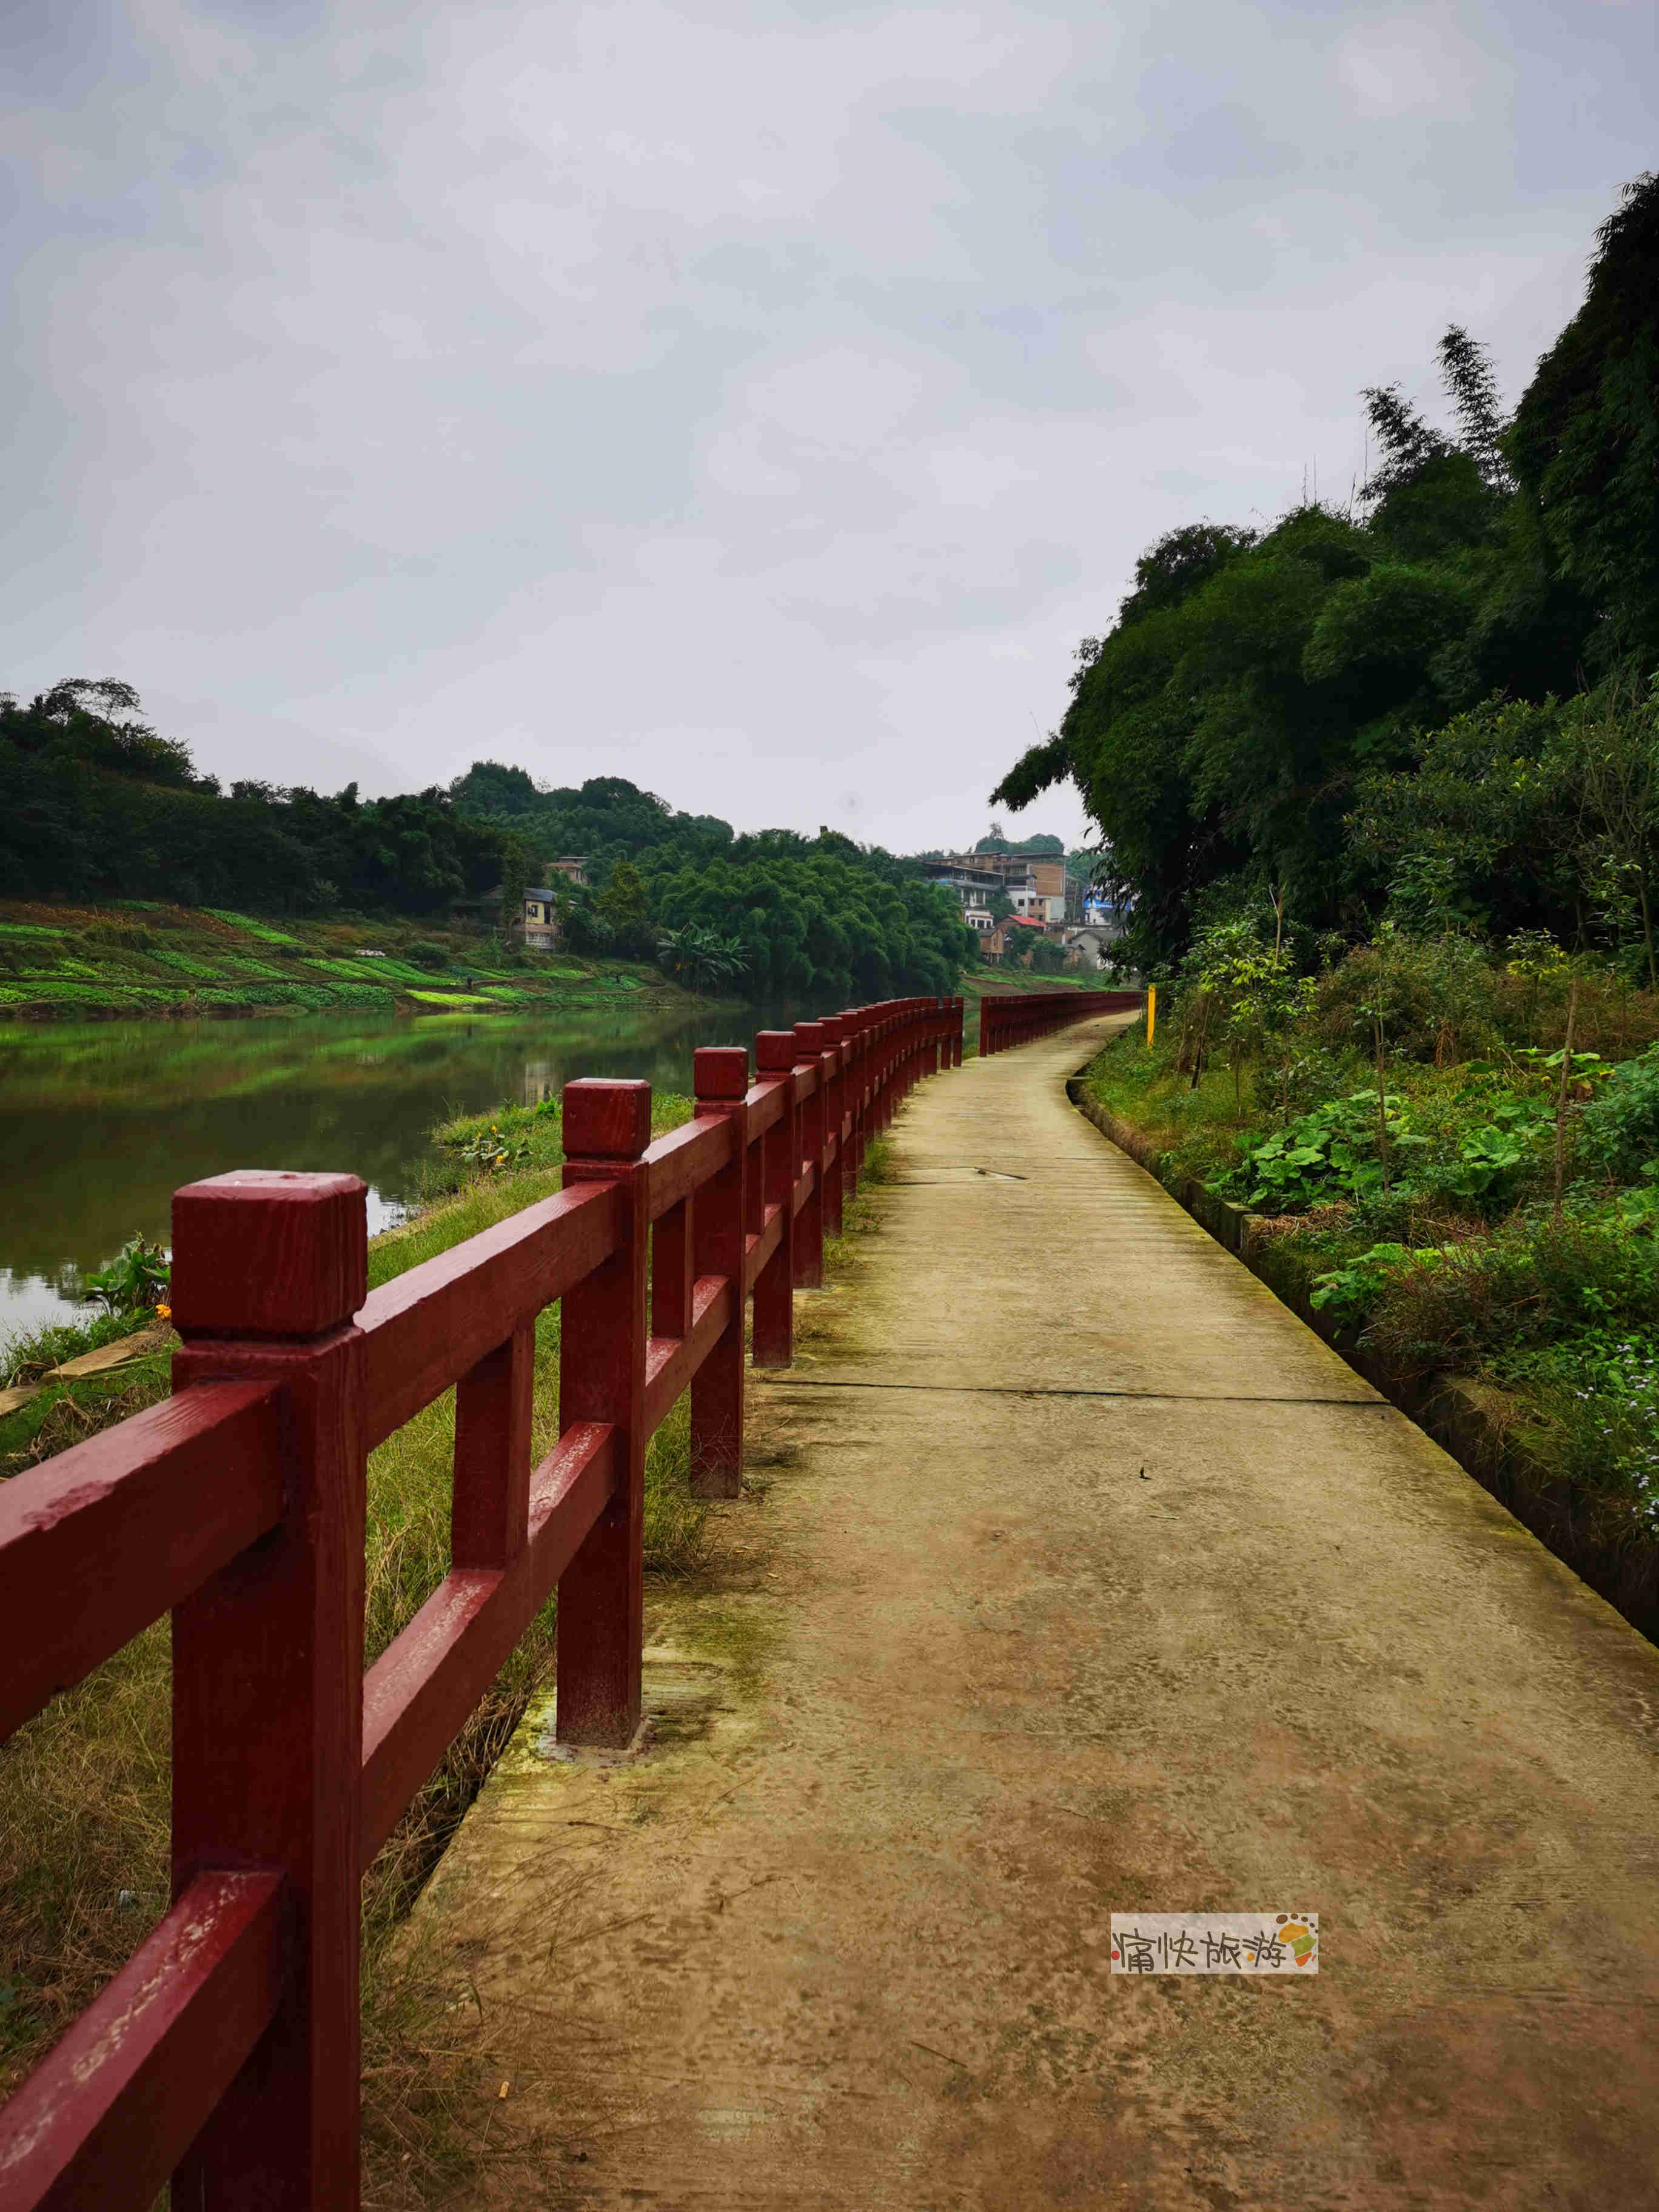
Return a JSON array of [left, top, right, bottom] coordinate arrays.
[[415, 1014, 1659, 2208]]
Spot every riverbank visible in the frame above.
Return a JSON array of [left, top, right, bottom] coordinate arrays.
[[0, 1085, 893, 2202], [0, 898, 699, 1021]]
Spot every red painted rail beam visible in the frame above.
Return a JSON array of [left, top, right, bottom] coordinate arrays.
[[979, 986, 1142, 1056], [0, 985, 1109, 2209]]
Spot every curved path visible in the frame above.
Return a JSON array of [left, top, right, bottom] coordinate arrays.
[[418, 1013, 1659, 2208]]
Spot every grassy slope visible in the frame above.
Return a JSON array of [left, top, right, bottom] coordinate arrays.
[[1081, 992, 1659, 1563], [0, 899, 692, 1020]]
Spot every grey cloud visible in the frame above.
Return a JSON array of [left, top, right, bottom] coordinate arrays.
[[2, 0, 1656, 854]]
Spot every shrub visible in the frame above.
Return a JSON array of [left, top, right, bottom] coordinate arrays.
[[1218, 1091, 1425, 1211], [1315, 936, 1500, 1063], [1500, 1330, 1659, 1530], [81, 1237, 171, 1316], [1581, 1043, 1659, 1178], [1312, 1242, 1458, 1327], [1363, 1212, 1659, 1377]]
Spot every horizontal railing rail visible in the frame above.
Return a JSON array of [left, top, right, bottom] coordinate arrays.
[[979, 986, 1142, 1056], [0, 991, 979, 2212]]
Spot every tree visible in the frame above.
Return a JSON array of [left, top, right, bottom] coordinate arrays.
[[657, 923, 748, 993], [1510, 172, 1659, 674], [1566, 683, 1659, 987], [498, 835, 534, 945], [595, 860, 655, 957], [1177, 919, 1309, 1116], [1438, 325, 1513, 493], [0, 683, 509, 915], [988, 241, 1640, 970]]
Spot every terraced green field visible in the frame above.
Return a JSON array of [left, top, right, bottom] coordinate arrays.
[[0, 902, 685, 1020]]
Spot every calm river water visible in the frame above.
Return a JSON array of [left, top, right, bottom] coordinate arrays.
[[0, 996, 868, 1339]]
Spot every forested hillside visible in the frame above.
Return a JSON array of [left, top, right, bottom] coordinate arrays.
[[0, 682, 504, 917], [994, 172, 1659, 977], [0, 686, 976, 999], [449, 762, 974, 998]]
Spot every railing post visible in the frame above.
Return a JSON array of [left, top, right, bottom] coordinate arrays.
[[819, 1016, 846, 1239], [556, 1079, 651, 1747], [859, 1009, 876, 1160], [793, 1021, 830, 1290], [691, 1046, 748, 1499], [452, 1321, 534, 1574], [168, 1169, 369, 2212], [839, 1010, 863, 1193], [953, 996, 964, 1067], [752, 1032, 797, 1368]]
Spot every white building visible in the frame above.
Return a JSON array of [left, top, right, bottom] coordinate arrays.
[[521, 858, 590, 950]]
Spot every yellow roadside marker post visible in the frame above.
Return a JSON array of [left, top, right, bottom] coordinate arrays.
[[1146, 984, 1156, 1045]]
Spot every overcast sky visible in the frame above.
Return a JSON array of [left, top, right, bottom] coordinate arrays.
[[3, 1, 1653, 855]]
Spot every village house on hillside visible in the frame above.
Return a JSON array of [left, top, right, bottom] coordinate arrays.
[[523, 857, 589, 949], [919, 848, 1085, 927], [919, 840, 1127, 963]]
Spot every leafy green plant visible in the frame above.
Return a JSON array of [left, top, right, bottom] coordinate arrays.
[[455, 1125, 529, 1173], [1220, 1091, 1425, 1211], [1310, 1242, 1445, 1327], [1436, 1102, 1552, 1199], [1501, 1328, 1659, 1529], [656, 922, 749, 993], [1614, 1164, 1659, 1234], [1582, 1041, 1659, 1176], [81, 1237, 171, 1316], [1175, 918, 1310, 1113]]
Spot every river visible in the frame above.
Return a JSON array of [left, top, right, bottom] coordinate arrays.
[[1, 995, 883, 1339]]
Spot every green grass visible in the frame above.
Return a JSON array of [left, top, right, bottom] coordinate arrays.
[[203, 910, 303, 946]]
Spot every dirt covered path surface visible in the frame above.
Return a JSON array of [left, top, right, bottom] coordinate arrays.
[[411, 1016, 1659, 2208]]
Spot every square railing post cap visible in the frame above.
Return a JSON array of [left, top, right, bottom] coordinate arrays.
[[171, 1169, 367, 1335], [694, 1046, 749, 1099], [561, 1078, 652, 1159]]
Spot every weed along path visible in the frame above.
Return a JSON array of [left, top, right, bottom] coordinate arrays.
[[413, 1013, 1659, 2208]]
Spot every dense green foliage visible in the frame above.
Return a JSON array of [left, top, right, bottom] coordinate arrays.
[[649, 854, 974, 998], [448, 761, 737, 878], [1, 683, 505, 916], [995, 175, 1659, 977], [452, 767, 976, 994]]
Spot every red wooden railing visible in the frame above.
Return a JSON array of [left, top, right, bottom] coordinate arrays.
[[0, 995, 969, 2211], [979, 987, 1142, 1054]]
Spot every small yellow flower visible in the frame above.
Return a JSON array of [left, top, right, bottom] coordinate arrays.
[[156, 1303, 172, 1322]]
